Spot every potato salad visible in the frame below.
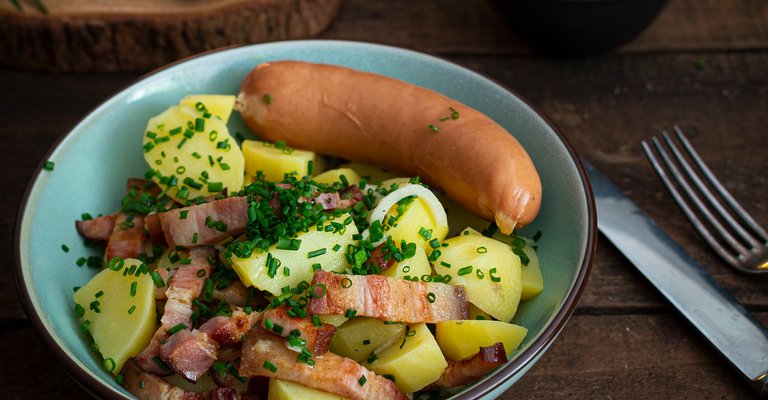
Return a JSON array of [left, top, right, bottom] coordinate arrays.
[[72, 94, 544, 400]]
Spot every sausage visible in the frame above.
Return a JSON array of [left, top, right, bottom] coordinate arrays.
[[236, 61, 541, 233]]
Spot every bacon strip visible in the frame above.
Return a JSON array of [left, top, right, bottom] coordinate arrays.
[[239, 328, 406, 400], [137, 247, 215, 375], [145, 213, 167, 244], [259, 305, 336, 354], [75, 213, 117, 241], [308, 270, 469, 323], [105, 213, 146, 261], [159, 197, 249, 248], [431, 342, 508, 388], [200, 308, 260, 347], [160, 329, 219, 382], [213, 280, 251, 307], [122, 359, 246, 400]]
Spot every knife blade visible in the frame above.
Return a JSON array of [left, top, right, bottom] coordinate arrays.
[[584, 160, 768, 397]]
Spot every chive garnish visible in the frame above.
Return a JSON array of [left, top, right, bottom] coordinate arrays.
[[263, 360, 278, 373], [307, 248, 326, 258], [457, 266, 473, 276], [345, 308, 357, 318]]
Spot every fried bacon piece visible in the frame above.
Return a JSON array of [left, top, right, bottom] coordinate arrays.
[[366, 243, 397, 273], [431, 342, 508, 388], [160, 330, 219, 382], [239, 328, 407, 400], [159, 197, 249, 248], [75, 213, 116, 241], [144, 213, 166, 244], [122, 359, 250, 400], [105, 213, 146, 261], [259, 305, 336, 354], [308, 270, 469, 323], [200, 308, 260, 347], [137, 247, 215, 376]]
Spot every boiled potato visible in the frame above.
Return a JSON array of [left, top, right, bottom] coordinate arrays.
[[339, 162, 398, 183], [319, 315, 349, 327], [384, 197, 448, 253], [487, 234, 544, 300], [435, 230, 522, 322], [242, 139, 324, 182], [268, 378, 347, 400], [179, 95, 236, 121], [381, 245, 431, 280], [330, 317, 406, 362], [143, 98, 244, 203], [436, 320, 527, 362], [468, 303, 493, 320], [313, 168, 361, 186], [73, 258, 156, 375], [520, 238, 544, 300], [231, 213, 358, 296], [365, 323, 447, 393]]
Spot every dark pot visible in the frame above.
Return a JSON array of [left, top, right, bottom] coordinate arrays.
[[501, 0, 668, 56]]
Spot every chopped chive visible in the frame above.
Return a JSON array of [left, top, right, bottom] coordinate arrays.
[[169, 127, 182, 136], [74, 303, 85, 317], [457, 266, 473, 276], [195, 118, 205, 132], [276, 238, 302, 251], [95, 290, 104, 298], [476, 269, 485, 279], [307, 248, 327, 258], [345, 308, 357, 318], [61, 244, 69, 252], [130, 281, 137, 297], [307, 160, 314, 175], [103, 358, 116, 372], [168, 323, 187, 335], [263, 360, 277, 373], [476, 246, 487, 254], [428, 124, 439, 132], [358, 375, 367, 386], [489, 267, 502, 282], [312, 314, 322, 327], [440, 261, 451, 268], [207, 182, 223, 193], [43, 160, 55, 171], [262, 94, 273, 105], [150, 271, 165, 288], [128, 305, 136, 315], [340, 277, 352, 288]]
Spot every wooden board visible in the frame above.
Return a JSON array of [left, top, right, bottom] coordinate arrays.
[[0, 0, 342, 72]]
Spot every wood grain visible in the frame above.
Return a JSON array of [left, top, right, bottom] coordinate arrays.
[[2, 0, 768, 398], [0, 0, 342, 72]]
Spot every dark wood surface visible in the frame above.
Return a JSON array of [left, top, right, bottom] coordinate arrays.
[[2, 0, 767, 398]]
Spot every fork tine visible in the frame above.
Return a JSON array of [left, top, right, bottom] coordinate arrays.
[[662, 130, 763, 250], [642, 139, 741, 267], [652, 135, 751, 257], [673, 126, 768, 243]]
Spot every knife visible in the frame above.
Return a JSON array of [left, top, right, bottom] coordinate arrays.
[[584, 160, 768, 398]]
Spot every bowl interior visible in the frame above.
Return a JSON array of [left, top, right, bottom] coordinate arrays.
[[16, 40, 594, 399]]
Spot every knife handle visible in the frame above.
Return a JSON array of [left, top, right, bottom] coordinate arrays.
[[756, 373, 768, 398]]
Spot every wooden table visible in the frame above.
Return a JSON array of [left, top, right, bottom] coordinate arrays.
[[2, 0, 766, 398]]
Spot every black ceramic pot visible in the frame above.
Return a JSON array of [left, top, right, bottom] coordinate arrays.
[[501, 0, 668, 56]]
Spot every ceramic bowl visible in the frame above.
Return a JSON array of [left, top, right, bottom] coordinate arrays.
[[14, 40, 596, 399]]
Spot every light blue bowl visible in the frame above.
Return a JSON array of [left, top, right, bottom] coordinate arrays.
[[15, 40, 595, 399]]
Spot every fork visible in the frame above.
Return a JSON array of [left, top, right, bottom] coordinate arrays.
[[641, 126, 768, 274]]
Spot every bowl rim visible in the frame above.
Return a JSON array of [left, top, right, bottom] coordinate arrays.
[[13, 39, 596, 399]]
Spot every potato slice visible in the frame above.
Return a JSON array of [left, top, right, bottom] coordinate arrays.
[[313, 168, 361, 186], [468, 303, 494, 321], [319, 315, 349, 327], [365, 323, 447, 393], [231, 213, 357, 296], [339, 162, 398, 183], [242, 139, 324, 182], [268, 378, 348, 400], [435, 319, 527, 362], [143, 100, 244, 204], [520, 239, 544, 300], [435, 230, 522, 322], [381, 245, 431, 280], [330, 317, 406, 362], [73, 258, 156, 375], [179, 95, 236, 121]]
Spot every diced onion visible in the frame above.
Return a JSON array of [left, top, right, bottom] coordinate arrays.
[[361, 184, 448, 246]]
